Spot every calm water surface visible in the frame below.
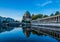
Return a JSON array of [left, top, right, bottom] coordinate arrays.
[[0, 27, 59, 42]]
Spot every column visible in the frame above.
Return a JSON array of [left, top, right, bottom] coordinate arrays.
[[57, 16, 58, 22], [58, 16, 59, 22], [56, 17, 57, 22]]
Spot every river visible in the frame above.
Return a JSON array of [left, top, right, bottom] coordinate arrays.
[[0, 27, 59, 42]]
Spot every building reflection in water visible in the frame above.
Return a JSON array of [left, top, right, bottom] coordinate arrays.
[[22, 26, 44, 38], [22, 27, 31, 37], [31, 30, 44, 36], [22, 26, 60, 41]]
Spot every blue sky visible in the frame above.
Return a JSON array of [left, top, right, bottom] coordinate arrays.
[[0, 0, 60, 21]]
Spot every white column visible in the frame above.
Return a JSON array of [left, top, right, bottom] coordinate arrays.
[[56, 17, 57, 22]]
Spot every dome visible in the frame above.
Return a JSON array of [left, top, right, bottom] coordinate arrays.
[[23, 11, 31, 18]]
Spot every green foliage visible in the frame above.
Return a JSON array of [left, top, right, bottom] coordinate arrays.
[[43, 15, 48, 18], [31, 11, 60, 20], [32, 15, 37, 20], [32, 14, 43, 20], [55, 11, 60, 15], [36, 14, 43, 18], [32, 14, 48, 20], [22, 19, 25, 23], [50, 13, 54, 16]]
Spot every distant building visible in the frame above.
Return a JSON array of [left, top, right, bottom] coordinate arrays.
[[22, 11, 31, 23], [0, 16, 15, 23], [22, 11, 31, 27], [6, 18, 14, 22]]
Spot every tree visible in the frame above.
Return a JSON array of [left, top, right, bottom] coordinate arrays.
[[32, 14, 34, 17], [32, 15, 37, 20], [32, 14, 43, 20], [55, 11, 60, 15], [43, 15, 48, 18], [50, 13, 54, 16], [36, 14, 43, 18]]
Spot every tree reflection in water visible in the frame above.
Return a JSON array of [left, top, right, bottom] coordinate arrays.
[[22, 26, 44, 38], [0, 27, 14, 33], [22, 26, 60, 42]]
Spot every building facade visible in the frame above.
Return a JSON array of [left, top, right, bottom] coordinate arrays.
[[31, 14, 60, 24], [22, 11, 31, 23]]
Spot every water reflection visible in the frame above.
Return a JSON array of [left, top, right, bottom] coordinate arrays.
[[0, 25, 59, 42], [0, 27, 14, 33], [22, 27, 44, 38], [31, 30, 44, 36], [22, 26, 58, 42], [22, 27, 31, 37]]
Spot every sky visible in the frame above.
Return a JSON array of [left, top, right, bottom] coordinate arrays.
[[0, 0, 60, 21]]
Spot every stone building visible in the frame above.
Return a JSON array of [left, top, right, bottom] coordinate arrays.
[[22, 11, 31, 23], [31, 14, 60, 24]]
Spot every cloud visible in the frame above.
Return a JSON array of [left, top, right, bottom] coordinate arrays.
[[36, 1, 52, 7]]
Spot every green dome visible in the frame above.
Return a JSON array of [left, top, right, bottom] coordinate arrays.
[[24, 11, 31, 18]]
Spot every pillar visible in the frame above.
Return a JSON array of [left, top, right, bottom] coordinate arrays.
[[56, 16, 58, 22], [58, 16, 59, 22]]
